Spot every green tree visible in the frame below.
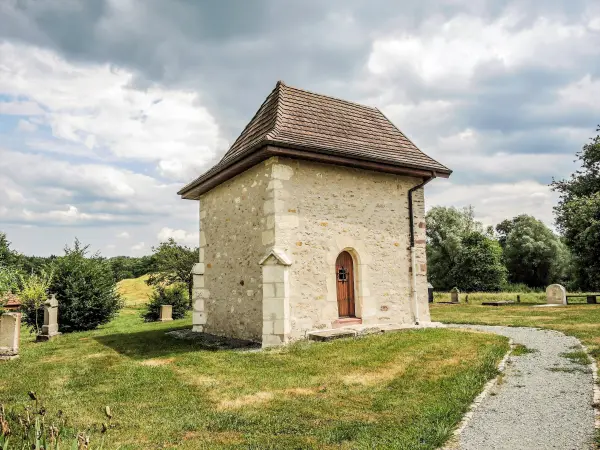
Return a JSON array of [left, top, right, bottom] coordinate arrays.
[[147, 239, 198, 302], [19, 269, 53, 334], [552, 127, 600, 290], [426, 206, 506, 291], [496, 215, 570, 288], [0, 232, 18, 267], [49, 239, 122, 332]]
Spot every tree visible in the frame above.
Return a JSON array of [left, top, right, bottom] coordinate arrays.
[[108, 255, 154, 282], [19, 269, 53, 334], [49, 240, 122, 332], [497, 215, 569, 288], [426, 206, 506, 291], [552, 127, 600, 290], [147, 239, 197, 302], [0, 232, 18, 267], [449, 231, 507, 291]]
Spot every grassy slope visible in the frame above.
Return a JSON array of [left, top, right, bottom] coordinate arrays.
[[117, 275, 153, 307], [0, 309, 508, 449], [431, 304, 600, 364]]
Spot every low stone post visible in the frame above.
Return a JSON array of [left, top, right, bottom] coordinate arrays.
[[546, 284, 567, 305], [159, 305, 173, 322], [0, 312, 21, 360], [191, 263, 207, 332], [450, 287, 460, 303], [259, 249, 292, 348], [37, 294, 61, 342]]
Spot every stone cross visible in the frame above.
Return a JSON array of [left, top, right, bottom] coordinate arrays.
[[37, 294, 61, 342], [159, 305, 173, 322], [546, 284, 567, 305], [0, 312, 21, 360]]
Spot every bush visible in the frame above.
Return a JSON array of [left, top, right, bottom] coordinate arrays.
[[49, 240, 122, 332], [142, 283, 189, 322], [19, 269, 53, 334]]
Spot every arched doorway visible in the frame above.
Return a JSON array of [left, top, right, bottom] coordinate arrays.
[[335, 251, 356, 317]]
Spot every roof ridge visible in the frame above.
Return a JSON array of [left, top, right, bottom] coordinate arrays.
[[265, 81, 285, 140], [282, 83, 379, 112], [219, 82, 280, 163], [375, 107, 450, 172]]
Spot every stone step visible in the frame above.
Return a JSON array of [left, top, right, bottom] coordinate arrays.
[[308, 329, 357, 342]]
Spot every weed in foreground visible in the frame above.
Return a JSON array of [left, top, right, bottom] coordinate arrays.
[[0, 392, 113, 450]]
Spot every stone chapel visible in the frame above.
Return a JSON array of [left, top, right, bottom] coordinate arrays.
[[178, 81, 451, 347]]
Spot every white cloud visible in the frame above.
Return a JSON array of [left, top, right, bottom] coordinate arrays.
[[131, 242, 145, 251], [0, 100, 44, 115], [556, 75, 600, 111], [427, 180, 560, 228], [117, 231, 130, 239], [157, 227, 199, 246], [16, 119, 38, 132], [0, 41, 227, 181], [0, 149, 196, 226], [367, 13, 598, 86]]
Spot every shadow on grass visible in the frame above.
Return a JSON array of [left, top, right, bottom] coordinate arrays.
[[95, 325, 259, 359]]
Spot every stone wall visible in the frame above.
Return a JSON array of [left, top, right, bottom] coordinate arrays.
[[194, 156, 430, 344], [197, 161, 271, 341], [270, 157, 429, 340]]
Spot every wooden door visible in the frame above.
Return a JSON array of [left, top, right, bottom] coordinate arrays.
[[336, 251, 355, 317]]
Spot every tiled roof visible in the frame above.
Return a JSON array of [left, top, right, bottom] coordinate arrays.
[[2, 293, 21, 309], [179, 81, 451, 196]]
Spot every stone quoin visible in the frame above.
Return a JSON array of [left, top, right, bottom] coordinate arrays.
[[178, 81, 452, 347]]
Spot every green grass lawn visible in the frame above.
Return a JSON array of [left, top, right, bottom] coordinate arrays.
[[431, 303, 600, 365], [0, 308, 508, 449]]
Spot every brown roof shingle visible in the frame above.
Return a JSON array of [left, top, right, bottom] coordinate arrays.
[[179, 81, 451, 198]]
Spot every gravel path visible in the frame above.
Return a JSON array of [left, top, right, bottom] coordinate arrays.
[[451, 325, 596, 450]]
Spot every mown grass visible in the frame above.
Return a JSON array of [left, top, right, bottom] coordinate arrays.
[[431, 303, 600, 368], [116, 275, 152, 307], [433, 291, 545, 304], [0, 307, 508, 449]]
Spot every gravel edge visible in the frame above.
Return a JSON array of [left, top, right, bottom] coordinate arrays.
[[442, 336, 514, 450], [581, 343, 600, 434]]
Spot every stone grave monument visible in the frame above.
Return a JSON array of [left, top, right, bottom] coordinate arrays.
[[37, 294, 61, 341], [546, 284, 567, 305], [450, 287, 460, 303], [0, 312, 21, 360], [159, 305, 173, 322]]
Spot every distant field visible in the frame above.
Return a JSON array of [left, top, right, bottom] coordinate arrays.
[[434, 291, 597, 304], [117, 275, 153, 307]]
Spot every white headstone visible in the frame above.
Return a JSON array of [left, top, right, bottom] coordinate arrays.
[[0, 312, 21, 359], [546, 284, 567, 305]]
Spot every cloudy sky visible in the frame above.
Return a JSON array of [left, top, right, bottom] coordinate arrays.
[[1, 0, 599, 257]]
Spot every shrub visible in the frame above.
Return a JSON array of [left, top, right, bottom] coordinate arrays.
[[19, 269, 53, 334], [0, 266, 20, 315], [49, 240, 122, 332], [142, 283, 189, 322]]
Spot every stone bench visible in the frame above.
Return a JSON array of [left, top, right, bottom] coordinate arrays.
[[566, 294, 598, 304]]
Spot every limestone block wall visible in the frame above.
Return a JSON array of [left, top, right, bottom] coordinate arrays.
[[196, 161, 272, 341], [270, 157, 430, 340]]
